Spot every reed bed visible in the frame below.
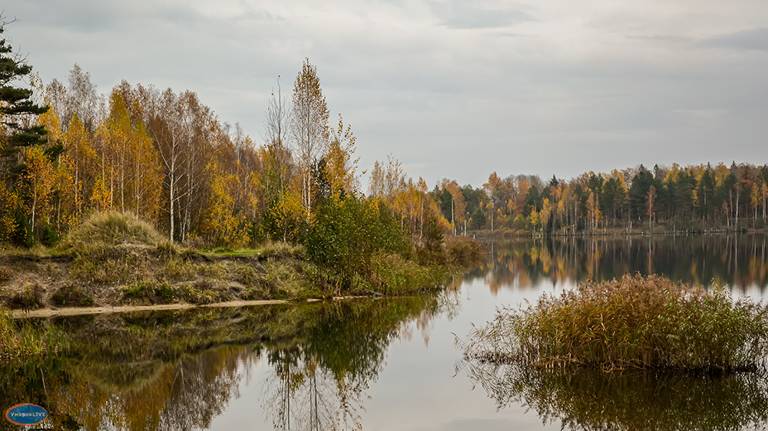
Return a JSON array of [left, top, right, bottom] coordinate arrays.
[[465, 275, 768, 372]]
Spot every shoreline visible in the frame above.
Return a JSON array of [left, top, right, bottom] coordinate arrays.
[[470, 227, 768, 241], [10, 296, 376, 319]]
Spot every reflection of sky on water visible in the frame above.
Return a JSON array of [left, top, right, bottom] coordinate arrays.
[[212, 235, 768, 431], [212, 276, 562, 431], [8, 235, 766, 430]]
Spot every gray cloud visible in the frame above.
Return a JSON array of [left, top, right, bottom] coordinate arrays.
[[4, 0, 768, 187], [429, 1, 535, 29], [700, 27, 768, 52]]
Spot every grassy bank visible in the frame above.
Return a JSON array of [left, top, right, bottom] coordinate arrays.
[[465, 275, 768, 372], [0, 212, 480, 313]]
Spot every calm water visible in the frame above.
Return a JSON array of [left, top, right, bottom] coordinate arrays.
[[4, 234, 768, 431]]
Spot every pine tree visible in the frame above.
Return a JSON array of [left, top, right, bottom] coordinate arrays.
[[0, 20, 49, 169]]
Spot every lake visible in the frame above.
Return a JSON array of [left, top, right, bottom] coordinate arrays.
[[3, 234, 768, 431]]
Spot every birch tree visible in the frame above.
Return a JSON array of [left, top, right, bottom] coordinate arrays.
[[290, 59, 329, 218]]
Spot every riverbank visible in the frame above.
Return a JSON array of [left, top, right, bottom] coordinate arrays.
[[0, 241, 471, 313], [470, 224, 768, 240], [9, 296, 377, 319], [0, 212, 481, 313]]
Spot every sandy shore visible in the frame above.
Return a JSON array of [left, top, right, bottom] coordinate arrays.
[[9, 297, 366, 319]]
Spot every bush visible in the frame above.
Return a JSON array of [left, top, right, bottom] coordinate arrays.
[[65, 211, 163, 248], [69, 245, 150, 284], [40, 224, 60, 246], [122, 280, 177, 304], [368, 253, 448, 295], [303, 196, 408, 289], [5, 284, 44, 310], [50, 285, 94, 307], [465, 275, 768, 372], [121, 279, 223, 305]]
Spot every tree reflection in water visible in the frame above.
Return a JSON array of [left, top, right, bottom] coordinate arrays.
[[470, 235, 768, 293], [0, 296, 439, 431], [261, 297, 442, 430], [463, 359, 768, 431]]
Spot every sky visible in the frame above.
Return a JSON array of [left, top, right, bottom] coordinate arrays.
[[6, 0, 768, 187]]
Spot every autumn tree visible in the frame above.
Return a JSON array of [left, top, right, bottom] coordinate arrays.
[[200, 161, 249, 247], [291, 59, 329, 219], [324, 115, 358, 201], [62, 114, 97, 223]]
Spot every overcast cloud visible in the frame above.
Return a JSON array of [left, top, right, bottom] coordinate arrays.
[[5, 0, 768, 186]]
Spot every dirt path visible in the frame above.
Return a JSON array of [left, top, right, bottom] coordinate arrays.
[[10, 298, 345, 319]]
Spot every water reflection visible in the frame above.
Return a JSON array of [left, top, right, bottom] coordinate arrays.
[[464, 360, 768, 431], [3, 235, 767, 430], [0, 297, 439, 431], [470, 234, 768, 293]]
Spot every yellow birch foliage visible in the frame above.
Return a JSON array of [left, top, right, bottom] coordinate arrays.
[[201, 163, 249, 247], [63, 114, 97, 221], [21, 146, 57, 234]]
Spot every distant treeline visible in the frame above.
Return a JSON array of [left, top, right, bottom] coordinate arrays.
[[432, 163, 768, 235]]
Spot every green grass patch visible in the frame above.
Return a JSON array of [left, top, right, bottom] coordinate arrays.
[[466, 274, 768, 372]]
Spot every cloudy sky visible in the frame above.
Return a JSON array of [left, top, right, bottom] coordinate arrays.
[[7, 0, 768, 186]]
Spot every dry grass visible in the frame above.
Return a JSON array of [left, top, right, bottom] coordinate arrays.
[[64, 211, 163, 248], [0, 309, 61, 363], [466, 275, 768, 372]]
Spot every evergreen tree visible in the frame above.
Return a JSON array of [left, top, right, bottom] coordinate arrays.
[[0, 20, 50, 168], [0, 19, 53, 244], [629, 165, 653, 221]]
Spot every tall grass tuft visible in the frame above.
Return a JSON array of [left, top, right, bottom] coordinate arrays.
[[466, 275, 768, 372], [0, 309, 62, 363], [64, 211, 163, 248]]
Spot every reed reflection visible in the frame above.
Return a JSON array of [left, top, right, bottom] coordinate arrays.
[[464, 359, 768, 431]]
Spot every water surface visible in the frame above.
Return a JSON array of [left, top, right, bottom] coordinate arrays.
[[4, 234, 768, 431]]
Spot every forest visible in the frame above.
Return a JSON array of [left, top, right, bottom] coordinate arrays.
[[0, 19, 466, 259], [432, 163, 768, 235], [3, 17, 767, 258]]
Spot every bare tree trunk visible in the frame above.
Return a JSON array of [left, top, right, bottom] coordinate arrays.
[[169, 168, 175, 242]]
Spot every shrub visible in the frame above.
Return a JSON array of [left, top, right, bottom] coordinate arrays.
[[465, 275, 768, 372], [5, 284, 44, 310], [122, 280, 177, 304], [303, 196, 408, 289], [70, 245, 150, 284], [40, 224, 60, 246], [64, 211, 163, 248], [50, 285, 95, 307], [368, 253, 448, 295]]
